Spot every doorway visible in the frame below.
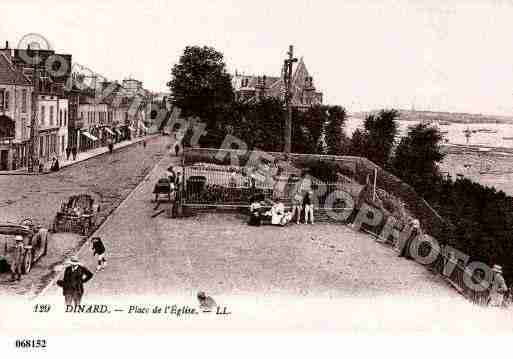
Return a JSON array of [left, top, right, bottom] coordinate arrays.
[[0, 150, 8, 170]]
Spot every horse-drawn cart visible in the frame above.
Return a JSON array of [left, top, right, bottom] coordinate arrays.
[[0, 219, 49, 274], [153, 177, 175, 203], [52, 194, 99, 236]]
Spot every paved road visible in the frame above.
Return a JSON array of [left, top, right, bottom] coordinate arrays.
[[33, 153, 513, 332], [0, 135, 171, 296]]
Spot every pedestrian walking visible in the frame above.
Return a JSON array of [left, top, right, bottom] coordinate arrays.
[[303, 190, 314, 224], [292, 189, 303, 224], [143, 140, 147, 148], [91, 237, 107, 272], [10, 236, 24, 282], [66, 147, 71, 160], [174, 143, 179, 157], [167, 166, 176, 184], [56, 256, 93, 308], [488, 264, 508, 307], [71, 147, 77, 161]]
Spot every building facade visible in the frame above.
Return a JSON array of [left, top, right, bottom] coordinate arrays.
[[37, 93, 68, 163], [232, 57, 323, 109], [0, 51, 33, 171]]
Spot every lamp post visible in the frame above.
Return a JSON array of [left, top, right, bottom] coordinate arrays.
[[283, 45, 297, 154]]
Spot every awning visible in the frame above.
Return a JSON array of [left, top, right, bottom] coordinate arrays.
[[104, 127, 115, 136], [81, 131, 98, 141]]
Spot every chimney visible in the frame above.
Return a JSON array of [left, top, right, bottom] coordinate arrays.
[[0, 40, 12, 61]]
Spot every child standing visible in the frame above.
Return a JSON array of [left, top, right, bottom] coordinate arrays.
[[91, 237, 107, 271], [303, 191, 314, 224]]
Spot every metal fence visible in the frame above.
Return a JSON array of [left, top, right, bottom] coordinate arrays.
[[180, 147, 503, 306]]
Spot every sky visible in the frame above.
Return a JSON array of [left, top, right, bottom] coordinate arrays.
[[2, 0, 513, 115]]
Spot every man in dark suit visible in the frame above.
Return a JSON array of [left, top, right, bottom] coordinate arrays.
[[56, 256, 93, 308]]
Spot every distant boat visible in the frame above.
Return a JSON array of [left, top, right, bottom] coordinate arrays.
[[477, 128, 497, 133], [503, 137, 513, 140], [439, 121, 451, 126]]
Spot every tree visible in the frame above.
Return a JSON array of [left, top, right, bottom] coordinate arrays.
[[324, 105, 348, 155], [392, 123, 445, 197], [363, 109, 399, 167], [167, 46, 234, 120], [347, 128, 367, 157], [230, 98, 286, 152]]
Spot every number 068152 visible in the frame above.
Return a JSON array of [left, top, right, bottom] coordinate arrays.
[[15, 339, 47, 349]]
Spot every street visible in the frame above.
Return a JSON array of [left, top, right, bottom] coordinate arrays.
[[28, 151, 513, 332], [0, 135, 170, 296]]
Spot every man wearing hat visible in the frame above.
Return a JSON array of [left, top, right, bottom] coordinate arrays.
[[56, 256, 93, 307], [489, 264, 508, 307], [10, 235, 25, 282]]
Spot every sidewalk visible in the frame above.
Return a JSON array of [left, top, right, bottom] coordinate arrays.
[[0, 134, 158, 175]]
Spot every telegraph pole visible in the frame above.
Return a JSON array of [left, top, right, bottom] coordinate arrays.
[[283, 45, 297, 154], [28, 56, 40, 173]]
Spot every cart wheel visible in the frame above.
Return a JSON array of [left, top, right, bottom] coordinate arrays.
[[23, 251, 33, 274]]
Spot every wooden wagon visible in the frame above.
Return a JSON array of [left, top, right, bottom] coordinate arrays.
[[52, 194, 99, 236]]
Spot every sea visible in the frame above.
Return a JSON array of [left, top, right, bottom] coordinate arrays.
[[345, 117, 513, 150]]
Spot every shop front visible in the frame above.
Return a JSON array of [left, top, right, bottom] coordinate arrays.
[[79, 130, 99, 152]]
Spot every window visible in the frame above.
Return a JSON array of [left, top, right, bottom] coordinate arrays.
[[21, 119, 26, 139], [0, 89, 4, 111], [21, 89, 27, 113], [59, 109, 63, 126], [64, 109, 67, 126], [39, 137, 44, 157], [49, 106, 54, 126], [41, 105, 45, 125], [4, 90, 9, 111], [62, 136, 65, 153]]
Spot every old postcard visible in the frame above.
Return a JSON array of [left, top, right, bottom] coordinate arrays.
[[1, 0, 513, 356]]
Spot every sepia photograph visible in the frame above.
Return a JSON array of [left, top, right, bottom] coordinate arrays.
[[1, 0, 513, 356]]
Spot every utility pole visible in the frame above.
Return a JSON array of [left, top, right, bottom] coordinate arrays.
[[28, 55, 40, 173], [283, 45, 297, 154]]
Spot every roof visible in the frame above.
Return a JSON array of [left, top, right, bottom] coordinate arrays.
[[0, 53, 32, 86]]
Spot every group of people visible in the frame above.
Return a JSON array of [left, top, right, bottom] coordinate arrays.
[[248, 190, 315, 227], [65, 147, 78, 161]]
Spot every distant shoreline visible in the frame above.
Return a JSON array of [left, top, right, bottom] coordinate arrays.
[[351, 110, 513, 124]]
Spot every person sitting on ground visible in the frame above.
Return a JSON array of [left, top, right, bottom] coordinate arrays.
[[248, 199, 263, 226], [267, 202, 292, 226], [197, 291, 216, 312]]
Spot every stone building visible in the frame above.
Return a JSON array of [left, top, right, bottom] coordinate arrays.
[[232, 57, 323, 109], [0, 51, 33, 170]]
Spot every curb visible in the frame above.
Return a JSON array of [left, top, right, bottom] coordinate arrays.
[[33, 153, 167, 299], [0, 134, 160, 176]]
